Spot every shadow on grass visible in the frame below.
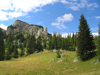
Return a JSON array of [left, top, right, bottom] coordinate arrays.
[[84, 51, 97, 61]]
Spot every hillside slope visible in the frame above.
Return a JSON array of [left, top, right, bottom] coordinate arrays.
[[0, 51, 100, 75]]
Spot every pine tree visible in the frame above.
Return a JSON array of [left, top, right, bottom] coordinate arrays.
[[64, 38, 67, 50], [48, 36, 52, 50], [77, 14, 95, 60], [0, 28, 5, 60], [52, 33, 57, 49], [97, 22, 100, 60], [43, 39, 46, 49], [5, 44, 11, 60], [71, 32, 75, 46], [57, 32, 62, 49], [20, 44, 24, 57], [6, 33, 13, 54], [27, 35, 36, 54], [36, 36, 43, 52], [13, 40, 18, 58], [61, 38, 65, 50]]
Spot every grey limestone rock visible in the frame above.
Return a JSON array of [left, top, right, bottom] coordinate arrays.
[[73, 58, 78, 62], [57, 59, 64, 63], [6, 20, 50, 38]]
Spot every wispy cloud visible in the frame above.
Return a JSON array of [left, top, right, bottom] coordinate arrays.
[[94, 16, 100, 19], [37, 21, 45, 26], [46, 12, 50, 14], [61, 0, 99, 11], [91, 27, 98, 32], [51, 13, 73, 29], [0, 24, 8, 30]]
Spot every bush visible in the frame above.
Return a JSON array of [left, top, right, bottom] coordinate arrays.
[[56, 50, 61, 58]]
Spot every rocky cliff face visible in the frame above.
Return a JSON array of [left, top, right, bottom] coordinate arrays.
[[6, 20, 49, 39]]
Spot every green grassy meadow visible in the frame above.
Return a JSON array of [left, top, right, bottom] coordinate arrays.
[[0, 51, 100, 75]]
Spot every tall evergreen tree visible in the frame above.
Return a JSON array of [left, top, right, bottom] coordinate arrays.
[[48, 36, 52, 50], [20, 44, 25, 56], [43, 39, 47, 49], [77, 14, 95, 60], [5, 45, 11, 60], [61, 38, 65, 50], [97, 22, 100, 60], [57, 32, 62, 49], [27, 35, 36, 54], [0, 28, 5, 60], [51, 33, 57, 49], [36, 36, 43, 52], [13, 40, 18, 58]]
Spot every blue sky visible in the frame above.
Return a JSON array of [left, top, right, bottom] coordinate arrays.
[[0, 0, 100, 37]]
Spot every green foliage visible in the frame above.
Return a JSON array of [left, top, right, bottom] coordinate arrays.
[[56, 50, 61, 58], [27, 34, 36, 54], [8, 25, 17, 29], [13, 40, 18, 58], [5, 46, 11, 60], [61, 38, 65, 50], [43, 39, 47, 49], [97, 22, 100, 60], [77, 14, 95, 61], [20, 44, 25, 56], [30, 24, 43, 29], [48, 36, 52, 50], [36, 36, 43, 52], [68, 46, 75, 51], [16, 33, 25, 42], [0, 28, 5, 60], [51, 33, 57, 49]]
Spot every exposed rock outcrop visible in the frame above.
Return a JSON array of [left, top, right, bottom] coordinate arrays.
[[6, 20, 50, 39]]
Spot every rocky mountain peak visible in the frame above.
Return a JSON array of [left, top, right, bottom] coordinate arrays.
[[6, 20, 50, 39]]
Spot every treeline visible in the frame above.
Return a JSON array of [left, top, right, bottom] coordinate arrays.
[[43, 32, 78, 51]]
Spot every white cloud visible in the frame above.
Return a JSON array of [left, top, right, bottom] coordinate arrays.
[[0, 0, 59, 21], [8, 11, 26, 19], [46, 12, 50, 14], [0, 24, 8, 30], [62, 32, 77, 38], [51, 13, 73, 29], [61, 0, 69, 4], [61, 32, 99, 38], [95, 16, 100, 19], [0, 10, 8, 21], [72, 0, 77, 1], [92, 33, 98, 36], [61, 0, 99, 11], [91, 27, 98, 32]]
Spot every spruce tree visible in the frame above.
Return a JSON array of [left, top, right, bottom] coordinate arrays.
[[6, 33, 13, 54], [20, 44, 24, 56], [0, 28, 5, 60], [5, 44, 11, 60], [57, 33, 62, 49], [52, 33, 57, 49], [77, 14, 95, 60], [27, 35, 36, 54], [61, 38, 65, 50], [13, 40, 18, 58], [43, 39, 46, 49], [48, 36, 52, 50], [36, 36, 43, 52], [97, 22, 100, 60]]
